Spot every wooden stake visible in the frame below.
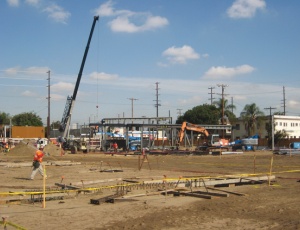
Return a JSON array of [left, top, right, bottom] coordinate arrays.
[[269, 155, 274, 186], [42, 165, 46, 208], [253, 153, 256, 174]]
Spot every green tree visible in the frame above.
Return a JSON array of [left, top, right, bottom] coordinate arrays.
[[240, 103, 265, 136], [266, 122, 288, 147], [51, 120, 61, 129], [213, 98, 237, 123], [12, 112, 43, 126], [0, 112, 11, 125], [274, 111, 285, 115], [273, 129, 288, 147], [176, 104, 220, 125]]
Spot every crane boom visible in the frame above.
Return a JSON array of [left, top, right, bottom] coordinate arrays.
[[59, 16, 99, 138]]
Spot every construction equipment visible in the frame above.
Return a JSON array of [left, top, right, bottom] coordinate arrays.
[[62, 139, 88, 154], [177, 122, 230, 153], [59, 16, 99, 138], [232, 135, 259, 151]]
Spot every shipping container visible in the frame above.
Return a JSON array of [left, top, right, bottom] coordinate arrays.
[[12, 126, 45, 138]]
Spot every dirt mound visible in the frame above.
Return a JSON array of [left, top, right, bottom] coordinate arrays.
[[8, 139, 36, 157], [8, 140, 62, 157], [43, 142, 62, 156]]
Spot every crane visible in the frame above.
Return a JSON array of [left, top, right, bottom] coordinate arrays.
[[59, 16, 99, 138]]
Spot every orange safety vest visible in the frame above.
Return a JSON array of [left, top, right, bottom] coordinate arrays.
[[33, 150, 44, 162]]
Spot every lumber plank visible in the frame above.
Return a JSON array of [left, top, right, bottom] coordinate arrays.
[[180, 192, 215, 199], [207, 187, 248, 196]]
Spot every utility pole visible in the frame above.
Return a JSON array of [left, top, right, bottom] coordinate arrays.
[[208, 87, 215, 105], [154, 82, 161, 118], [177, 109, 182, 117], [47, 70, 51, 141], [217, 84, 229, 125], [281, 86, 286, 115], [231, 97, 234, 114], [264, 106, 276, 118], [264, 106, 276, 148], [128, 98, 138, 118]]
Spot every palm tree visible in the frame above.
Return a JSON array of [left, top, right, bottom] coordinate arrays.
[[240, 103, 265, 136], [213, 98, 236, 124]]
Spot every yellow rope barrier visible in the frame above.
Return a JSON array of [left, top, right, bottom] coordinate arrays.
[[0, 220, 27, 230], [0, 169, 299, 196]]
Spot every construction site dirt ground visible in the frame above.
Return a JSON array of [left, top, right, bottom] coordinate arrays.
[[0, 141, 300, 230]]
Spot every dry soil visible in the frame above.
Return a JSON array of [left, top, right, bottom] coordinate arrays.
[[0, 141, 300, 230]]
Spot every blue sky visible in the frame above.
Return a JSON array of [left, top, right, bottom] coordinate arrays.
[[1, 0, 300, 126]]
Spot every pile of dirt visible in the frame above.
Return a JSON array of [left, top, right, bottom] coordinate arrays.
[[43, 142, 62, 156], [7, 140, 62, 157], [7, 139, 36, 157]]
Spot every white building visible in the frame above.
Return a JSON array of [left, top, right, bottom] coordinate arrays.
[[232, 115, 300, 139], [274, 115, 300, 138]]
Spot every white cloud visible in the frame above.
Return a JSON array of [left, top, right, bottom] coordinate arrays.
[[178, 95, 202, 106], [5, 66, 49, 75], [51, 82, 74, 93], [90, 72, 119, 80], [143, 16, 169, 31], [94, 0, 116, 17], [7, 0, 19, 7], [109, 16, 139, 33], [109, 15, 168, 33], [162, 45, 200, 64], [25, 66, 50, 74], [50, 93, 66, 101], [5, 66, 21, 75], [43, 4, 71, 24], [21, 90, 37, 97], [288, 100, 300, 108], [94, 1, 168, 33], [157, 62, 168, 68], [203, 65, 255, 79], [227, 0, 266, 19], [25, 0, 40, 6], [7, 0, 69, 23]]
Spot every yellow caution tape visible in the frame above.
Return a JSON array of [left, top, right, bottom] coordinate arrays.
[[0, 169, 299, 196], [0, 220, 27, 230]]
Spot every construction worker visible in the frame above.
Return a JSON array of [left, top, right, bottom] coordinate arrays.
[[112, 142, 118, 153], [30, 148, 47, 180], [4, 142, 9, 152]]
